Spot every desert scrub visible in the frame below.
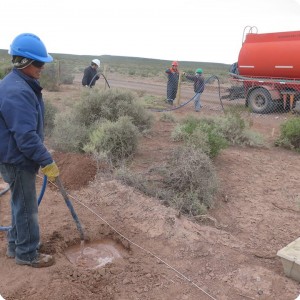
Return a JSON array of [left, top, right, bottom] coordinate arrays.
[[216, 111, 264, 146], [116, 146, 218, 216], [75, 88, 154, 132], [163, 146, 218, 213], [275, 117, 300, 150], [51, 88, 153, 155], [44, 99, 57, 137], [172, 113, 264, 157], [171, 116, 228, 158], [159, 112, 176, 123], [51, 110, 90, 152], [83, 116, 139, 165]]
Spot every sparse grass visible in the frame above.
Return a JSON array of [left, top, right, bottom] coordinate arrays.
[[159, 112, 176, 122], [140, 93, 167, 110]]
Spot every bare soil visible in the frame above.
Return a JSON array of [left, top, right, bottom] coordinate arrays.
[[1, 75, 300, 300]]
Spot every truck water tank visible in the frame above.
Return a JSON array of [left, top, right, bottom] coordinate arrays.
[[238, 31, 300, 79]]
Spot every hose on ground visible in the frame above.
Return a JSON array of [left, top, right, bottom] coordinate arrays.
[[88, 72, 110, 88], [151, 75, 224, 113]]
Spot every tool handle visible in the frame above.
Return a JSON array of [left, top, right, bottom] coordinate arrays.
[[55, 177, 85, 241]]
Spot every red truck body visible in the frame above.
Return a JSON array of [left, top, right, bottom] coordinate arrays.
[[227, 30, 300, 113], [238, 31, 300, 79]]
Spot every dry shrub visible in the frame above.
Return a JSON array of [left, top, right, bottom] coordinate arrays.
[[116, 146, 218, 216], [75, 88, 154, 132], [51, 111, 90, 152], [40, 64, 60, 91], [163, 146, 218, 212], [216, 110, 264, 146]]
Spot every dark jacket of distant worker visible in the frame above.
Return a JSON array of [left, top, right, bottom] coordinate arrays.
[[165, 61, 179, 105], [82, 59, 100, 87], [0, 32, 60, 268], [183, 68, 205, 112]]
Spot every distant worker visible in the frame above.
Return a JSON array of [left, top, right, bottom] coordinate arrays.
[[165, 61, 180, 105], [229, 62, 239, 75], [182, 68, 205, 112], [82, 58, 101, 87], [0, 33, 60, 268]]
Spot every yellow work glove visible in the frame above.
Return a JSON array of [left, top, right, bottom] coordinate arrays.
[[41, 162, 60, 182]]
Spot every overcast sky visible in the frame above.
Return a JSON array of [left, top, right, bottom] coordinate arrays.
[[1, 0, 300, 64]]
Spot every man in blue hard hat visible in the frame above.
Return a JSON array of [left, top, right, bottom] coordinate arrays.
[[0, 33, 60, 267]]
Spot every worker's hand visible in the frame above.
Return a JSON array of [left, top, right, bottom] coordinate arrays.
[[41, 162, 60, 182]]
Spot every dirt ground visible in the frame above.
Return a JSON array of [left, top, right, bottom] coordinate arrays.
[[1, 76, 300, 300]]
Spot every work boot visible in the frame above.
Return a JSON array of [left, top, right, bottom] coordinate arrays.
[[6, 248, 15, 259], [6, 242, 43, 259], [16, 253, 55, 268]]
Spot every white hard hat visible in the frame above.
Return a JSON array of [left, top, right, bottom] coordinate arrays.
[[92, 59, 100, 67]]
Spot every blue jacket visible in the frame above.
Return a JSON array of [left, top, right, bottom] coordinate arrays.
[[0, 68, 53, 173]]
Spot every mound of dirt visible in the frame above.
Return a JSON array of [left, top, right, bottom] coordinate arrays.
[[52, 152, 98, 191]]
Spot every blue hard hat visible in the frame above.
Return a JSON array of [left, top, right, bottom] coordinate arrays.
[[9, 33, 53, 62]]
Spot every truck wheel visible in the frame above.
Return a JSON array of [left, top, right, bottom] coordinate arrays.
[[248, 88, 274, 114]]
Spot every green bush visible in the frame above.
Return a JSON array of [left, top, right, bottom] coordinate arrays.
[[172, 113, 264, 156], [40, 64, 59, 91], [44, 99, 57, 136], [171, 116, 228, 158], [51, 111, 90, 152], [83, 116, 139, 164], [196, 119, 228, 158], [275, 117, 300, 150], [75, 88, 154, 131], [217, 111, 264, 146]]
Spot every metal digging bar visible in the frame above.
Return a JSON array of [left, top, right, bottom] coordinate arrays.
[[55, 177, 85, 241]]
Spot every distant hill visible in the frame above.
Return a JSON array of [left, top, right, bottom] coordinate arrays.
[[0, 49, 230, 78]]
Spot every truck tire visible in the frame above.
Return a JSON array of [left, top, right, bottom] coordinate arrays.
[[247, 88, 275, 114]]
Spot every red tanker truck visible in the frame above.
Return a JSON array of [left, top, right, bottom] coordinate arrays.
[[224, 29, 300, 113]]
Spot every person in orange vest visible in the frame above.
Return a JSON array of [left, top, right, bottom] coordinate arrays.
[[165, 61, 179, 105]]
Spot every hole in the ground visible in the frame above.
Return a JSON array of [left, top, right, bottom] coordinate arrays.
[[65, 238, 124, 269]]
